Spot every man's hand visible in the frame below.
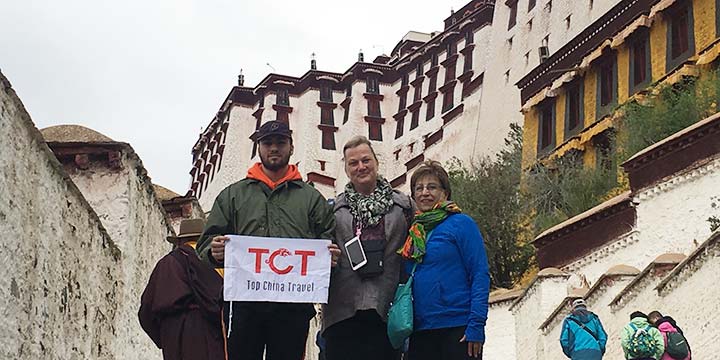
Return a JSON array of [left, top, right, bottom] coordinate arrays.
[[460, 335, 483, 358], [328, 243, 341, 267], [210, 235, 229, 262]]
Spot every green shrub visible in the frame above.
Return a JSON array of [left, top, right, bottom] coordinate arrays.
[[448, 124, 535, 288]]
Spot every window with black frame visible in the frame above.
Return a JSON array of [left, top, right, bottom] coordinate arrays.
[[666, 1, 695, 71], [564, 79, 584, 140], [320, 108, 334, 126], [276, 88, 289, 106], [399, 90, 407, 111], [368, 100, 381, 117], [445, 62, 456, 83], [426, 99, 435, 121], [508, 1, 518, 30], [395, 116, 405, 139], [442, 89, 454, 113], [446, 42, 457, 57], [410, 109, 420, 130], [366, 76, 379, 94], [596, 53, 617, 118], [629, 30, 651, 95], [463, 48, 473, 73], [428, 74, 437, 93], [321, 128, 336, 150], [320, 84, 333, 103], [368, 122, 382, 141], [537, 99, 555, 155]]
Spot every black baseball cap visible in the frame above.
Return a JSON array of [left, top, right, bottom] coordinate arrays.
[[251, 120, 292, 142]]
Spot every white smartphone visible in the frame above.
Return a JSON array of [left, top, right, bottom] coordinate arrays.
[[344, 235, 367, 271]]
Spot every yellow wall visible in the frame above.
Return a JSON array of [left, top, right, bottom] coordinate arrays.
[[583, 69, 598, 127], [555, 92, 566, 145], [693, 0, 717, 51], [650, 17, 668, 81], [583, 143, 597, 166], [522, 109, 539, 169], [617, 46, 631, 103], [521, 0, 720, 171]]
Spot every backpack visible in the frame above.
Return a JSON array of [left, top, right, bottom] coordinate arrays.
[[627, 323, 657, 358], [665, 331, 690, 359]]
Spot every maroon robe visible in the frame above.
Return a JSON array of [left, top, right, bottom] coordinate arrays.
[[139, 245, 225, 360]]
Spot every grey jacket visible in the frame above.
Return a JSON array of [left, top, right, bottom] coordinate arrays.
[[322, 189, 414, 332]]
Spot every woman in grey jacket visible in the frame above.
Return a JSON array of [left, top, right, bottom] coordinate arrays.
[[322, 136, 414, 360]]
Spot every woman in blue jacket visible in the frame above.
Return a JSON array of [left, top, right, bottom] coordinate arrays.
[[398, 160, 490, 359]]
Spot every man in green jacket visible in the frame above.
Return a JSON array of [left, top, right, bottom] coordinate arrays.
[[196, 120, 339, 360], [620, 311, 664, 360]]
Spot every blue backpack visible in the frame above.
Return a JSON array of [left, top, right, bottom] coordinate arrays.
[[627, 323, 657, 358]]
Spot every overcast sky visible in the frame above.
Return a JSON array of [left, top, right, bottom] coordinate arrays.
[[1, 0, 469, 194]]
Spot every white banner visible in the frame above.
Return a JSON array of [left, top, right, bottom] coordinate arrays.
[[223, 235, 331, 303]]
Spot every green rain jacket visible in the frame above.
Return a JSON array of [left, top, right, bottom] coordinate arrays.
[[196, 177, 335, 317]]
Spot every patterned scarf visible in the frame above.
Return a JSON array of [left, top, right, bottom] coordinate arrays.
[[344, 177, 395, 229], [398, 201, 462, 262]]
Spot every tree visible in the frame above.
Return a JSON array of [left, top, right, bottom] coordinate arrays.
[[448, 124, 534, 289]]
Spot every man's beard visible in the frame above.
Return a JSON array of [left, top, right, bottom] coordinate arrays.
[[261, 153, 290, 171]]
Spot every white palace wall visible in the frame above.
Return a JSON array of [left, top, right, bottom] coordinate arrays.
[[0, 71, 171, 359]]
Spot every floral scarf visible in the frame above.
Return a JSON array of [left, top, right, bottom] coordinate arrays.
[[344, 177, 394, 229], [397, 201, 462, 262]]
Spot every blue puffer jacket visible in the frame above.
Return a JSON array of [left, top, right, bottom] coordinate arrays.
[[406, 213, 490, 342], [560, 309, 608, 360]]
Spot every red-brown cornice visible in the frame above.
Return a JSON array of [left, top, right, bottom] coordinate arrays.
[[363, 93, 385, 101], [425, 66, 440, 78], [442, 104, 464, 124], [439, 80, 457, 94], [458, 70, 474, 83], [393, 109, 408, 121], [423, 91, 439, 102]]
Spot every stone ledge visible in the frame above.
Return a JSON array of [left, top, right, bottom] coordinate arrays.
[[509, 268, 569, 312], [656, 231, 720, 295], [609, 253, 685, 310]]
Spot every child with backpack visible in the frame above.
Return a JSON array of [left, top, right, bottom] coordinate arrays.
[[648, 311, 690, 360], [621, 312, 664, 360]]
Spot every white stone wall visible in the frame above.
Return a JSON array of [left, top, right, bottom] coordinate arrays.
[[561, 157, 720, 285], [65, 150, 174, 359], [123, 154, 176, 358], [541, 300, 571, 360], [198, 103, 255, 211], [484, 300, 517, 359], [633, 158, 720, 261], [653, 242, 720, 359], [0, 73, 133, 359], [561, 231, 642, 283], [511, 276, 568, 359]]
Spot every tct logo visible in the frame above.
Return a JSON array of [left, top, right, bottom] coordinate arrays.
[[248, 247, 316, 276]]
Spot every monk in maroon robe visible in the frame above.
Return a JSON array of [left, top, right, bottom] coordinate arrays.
[[139, 219, 226, 360]]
